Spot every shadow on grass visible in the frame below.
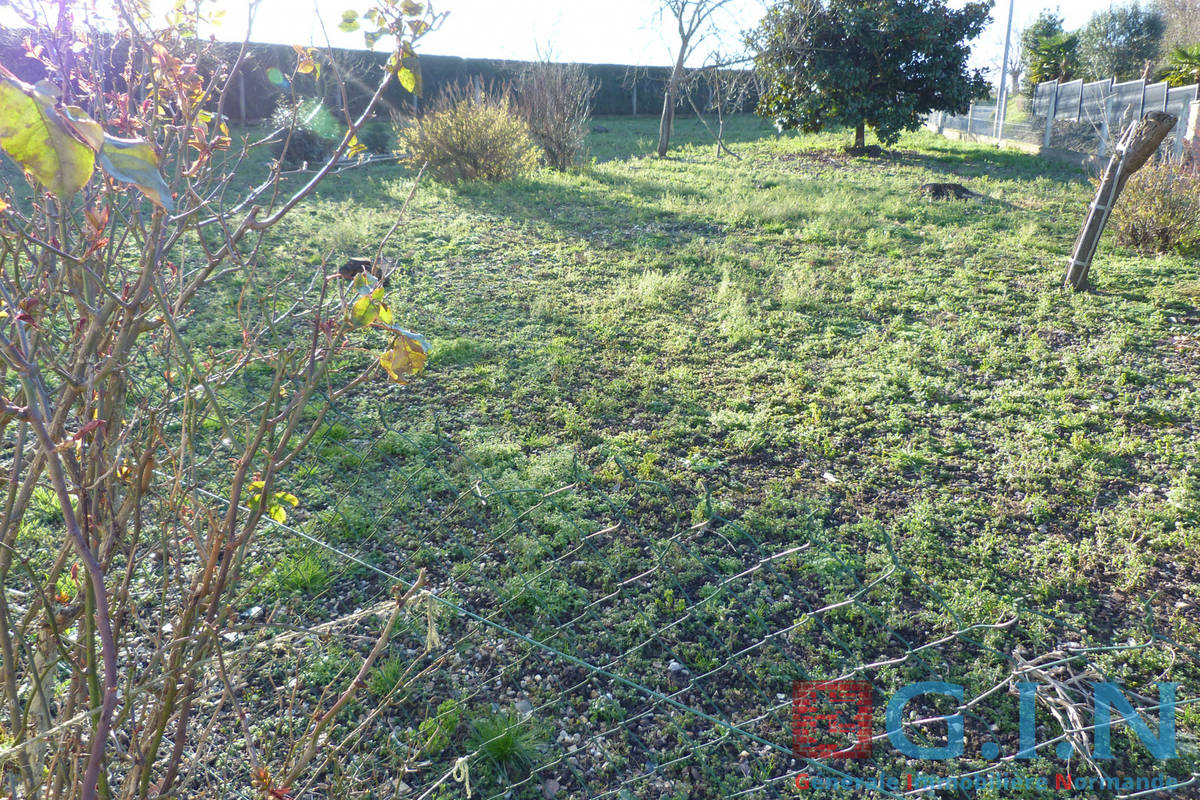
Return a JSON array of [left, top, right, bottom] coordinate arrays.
[[586, 113, 784, 162], [445, 171, 727, 249], [888, 139, 1090, 185]]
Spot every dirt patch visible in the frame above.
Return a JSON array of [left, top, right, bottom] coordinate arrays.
[[919, 182, 980, 200]]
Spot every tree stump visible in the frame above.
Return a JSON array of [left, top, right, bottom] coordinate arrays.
[[1064, 111, 1177, 291]]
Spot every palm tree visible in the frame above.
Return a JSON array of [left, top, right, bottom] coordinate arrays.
[[1028, 33, 1080, 85], [1161, 44, 1200, 87]]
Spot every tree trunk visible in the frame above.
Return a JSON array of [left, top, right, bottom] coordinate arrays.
[[657, 89, 676, 157], [657, 39, 691, 157], [1065, 111, 1177, 291], [854, 121, 865, 149]]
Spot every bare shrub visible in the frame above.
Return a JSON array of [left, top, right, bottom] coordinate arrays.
[[0, 2, 443, 798], [514, 61, 599, 170], [1114, 159, 1200, 255], [396, 84, 540, 183]]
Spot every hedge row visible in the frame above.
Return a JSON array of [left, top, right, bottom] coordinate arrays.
[[0, 30, 756, 122]]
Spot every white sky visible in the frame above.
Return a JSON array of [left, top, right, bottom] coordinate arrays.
[[192, 0, 764, 65], [1, 0, 1102, 75]]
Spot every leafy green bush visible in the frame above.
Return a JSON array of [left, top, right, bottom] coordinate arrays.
[[1161, 44, 1200, 87], [270, 100, 336, 167], [357, 122, 393, 154], [1114, 160, 1200, 256], [396, 85, 539, 183]]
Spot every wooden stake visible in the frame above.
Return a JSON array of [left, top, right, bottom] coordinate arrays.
[[1064, 111, 1177, 291]]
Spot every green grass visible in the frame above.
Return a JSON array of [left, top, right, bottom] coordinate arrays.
[[174, 114, 1200, 797], [466, 710, 547, 787]]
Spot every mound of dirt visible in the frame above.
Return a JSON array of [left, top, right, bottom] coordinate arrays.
[[919, 182, 980, 200]]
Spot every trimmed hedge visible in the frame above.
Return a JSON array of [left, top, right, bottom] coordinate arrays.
[[0, 29, 755, 122]]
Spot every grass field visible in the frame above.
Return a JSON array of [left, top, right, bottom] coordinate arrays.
[[27, 114, 1198, 797]]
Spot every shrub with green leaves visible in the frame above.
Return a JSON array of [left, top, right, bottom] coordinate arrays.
[[1114, 160, 1200, 256], [396, 84, 540, 183], [416, 699, 462, 755], [357, 121, 393, 154], [270, 100, 336, 166], [1161, 44, 1200, 88]]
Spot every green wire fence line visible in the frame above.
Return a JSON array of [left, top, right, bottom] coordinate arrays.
[[7, 355, 1199, 798], [158, 374, 1200, 799]]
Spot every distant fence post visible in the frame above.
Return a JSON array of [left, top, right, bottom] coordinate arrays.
[[632, 80, 637, 116], [1043, 81, 1060, 148], [997, 91, 1009, 143], [237, 70, 246, 126], [1138, 78, 1147, 119], [967, 102, 975, 137], [1184, 100, 1200, 163], [1098, 94, 1114, 158]]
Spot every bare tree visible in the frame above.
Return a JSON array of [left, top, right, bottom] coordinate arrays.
[[1007, 37, 1024, 97], [681, 52, 755, 157], [655, 0, 738, 157], [1154, 0, 1200, 52]]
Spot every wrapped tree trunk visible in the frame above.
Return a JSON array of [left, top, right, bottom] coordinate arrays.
[[1064, 111, 1177, 291]]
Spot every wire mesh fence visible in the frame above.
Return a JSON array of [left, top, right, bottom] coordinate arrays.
[[112, 381, 1199, 800], [932, 78, 1199, 163], [5, 372, 1200, 797]]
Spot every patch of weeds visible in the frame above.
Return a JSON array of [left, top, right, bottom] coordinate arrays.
[[619, 268, 691, 309], [465, 710, 546, 787], [299, 643, 355, 693], [28, 486, 63, 527], [415, 698, 461, 756], [433, 337, 491, 367], [367, 656, 406, 698], [269, 550, 332, 596], [310, 503, 375, 544]]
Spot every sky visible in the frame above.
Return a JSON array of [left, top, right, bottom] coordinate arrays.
[[2, 0, 1101, 78], [211, 0, 766, 66], [190, 0, 1097, 76]]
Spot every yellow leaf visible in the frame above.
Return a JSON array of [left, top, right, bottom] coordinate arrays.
[[0, 76, 95, 198], [350, 290, 382, 327], [98, 135, 174, 211], [380, 333, 428, 383], [398, 65, 418, 94], [62, 106, 104, 151]]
